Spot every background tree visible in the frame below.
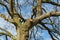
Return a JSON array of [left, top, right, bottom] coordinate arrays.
[[0, 0, 60, 40]]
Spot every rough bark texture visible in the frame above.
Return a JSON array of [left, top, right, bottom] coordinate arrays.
[[16, 25, 29, 40], [16, 19, 33, 40], [37, 0, 42, 16], [16, 27, 29, 40], [0, 0, 60, 40]]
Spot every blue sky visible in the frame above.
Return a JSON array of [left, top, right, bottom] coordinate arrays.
[[0, 0, 52, 40], [0, 17, 52, 40], [0, 0, 60, 40], [0, 17, 16, 40]]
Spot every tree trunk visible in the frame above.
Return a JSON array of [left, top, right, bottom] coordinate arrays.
[[16, 27, 29, 40]]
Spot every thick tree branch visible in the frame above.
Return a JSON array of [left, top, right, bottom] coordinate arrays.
[[0, 2, 13, 17], [42, 0, 60, 6], [32, 11, 60, 25], [10, 0, 25, 22], [23, 11, 60, 34], [0, 14, 14, 23], [0, 0, 25, 22], [24, 11, 60, 30], [0, 27, 16, 40], [37, 0, 42, 16]]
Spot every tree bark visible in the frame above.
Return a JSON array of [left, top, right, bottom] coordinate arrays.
[[16, 27, 29, 40], [37, 0, 42, 16]]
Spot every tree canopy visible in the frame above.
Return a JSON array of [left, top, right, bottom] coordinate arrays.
[[0, 0, 60, 40]]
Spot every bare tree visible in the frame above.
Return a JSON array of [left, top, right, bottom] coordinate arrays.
[[0, 0, 60, 40]]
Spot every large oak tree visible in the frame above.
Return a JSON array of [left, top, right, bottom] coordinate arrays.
[[0, 0, 60, 40]]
